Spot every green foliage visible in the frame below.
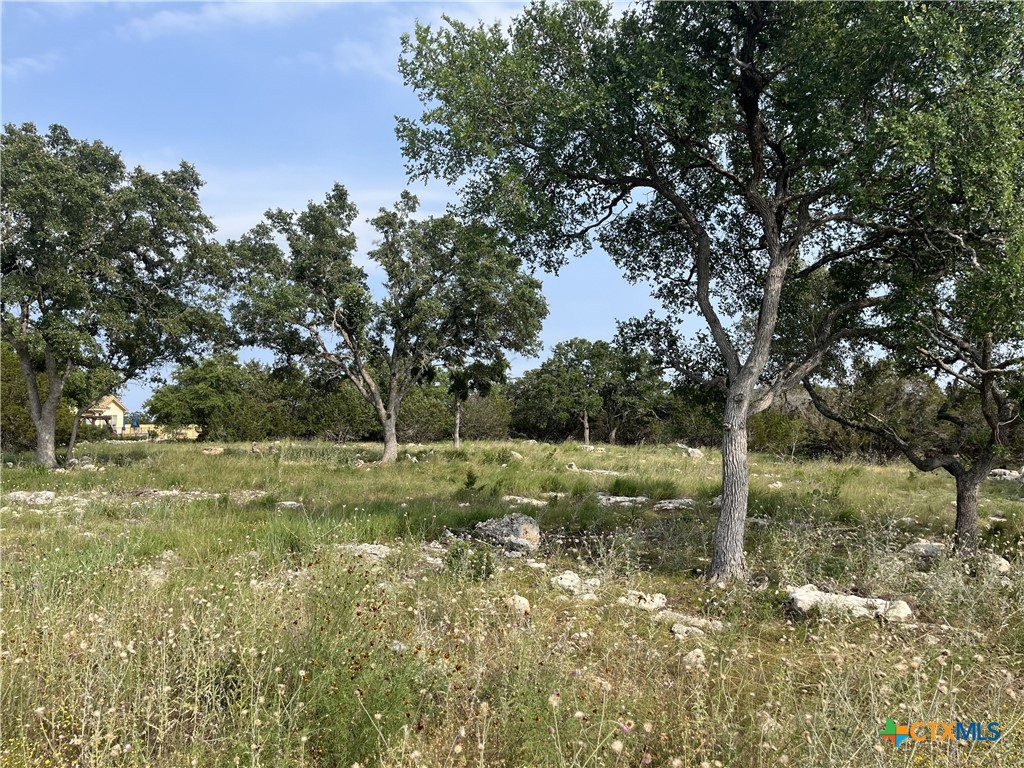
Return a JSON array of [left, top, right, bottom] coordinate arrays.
[[461, 389, 512, 440], [1, 122, 226, 464], [0, 343, 74, 452], [443, 540, 495, 581]]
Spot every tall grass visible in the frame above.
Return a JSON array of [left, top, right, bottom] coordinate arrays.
[[2, 440, 1023, 766]]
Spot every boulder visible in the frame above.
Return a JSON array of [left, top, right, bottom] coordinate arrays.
[[502, 495, 548, 508], [989, 468, 1021, 481], [675, 443, 704, 459], [903, 540, 944, 558], [276, 501, 304, 510], [504, 594, 531, 616], [201, 446, 224, 455], [619, 590, 668, 611], [682, 648, 707, 668], [551, 570, 584, 594], [788, 584, 912, 622], [475, 513, 541, 553], [672, 624, 706, 640]]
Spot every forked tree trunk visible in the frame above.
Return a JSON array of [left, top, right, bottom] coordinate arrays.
[[381, 413, 399, 464], [453, 398, 462, 449], [34, 410, 59, 468], [66, 405, 90, 463], [14, 346, 66, 469], [708, 390, 751, 582]]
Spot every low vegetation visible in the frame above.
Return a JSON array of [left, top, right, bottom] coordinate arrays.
[[2, 440, 1023, 767]]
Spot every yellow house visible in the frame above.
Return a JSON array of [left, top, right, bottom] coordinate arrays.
[[83, 395, 130, 434]]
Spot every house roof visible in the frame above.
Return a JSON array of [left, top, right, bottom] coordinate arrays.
[[89, 395, 129, 414]]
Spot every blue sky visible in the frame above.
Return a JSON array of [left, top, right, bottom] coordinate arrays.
[[2, 0, 674, 412]]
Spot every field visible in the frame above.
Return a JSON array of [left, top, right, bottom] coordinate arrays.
[[2, 440, 1024, 767]]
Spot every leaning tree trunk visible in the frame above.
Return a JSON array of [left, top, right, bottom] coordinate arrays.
[[708, 389, 751, 582], [65, 405, 90, 463], [582, 409, 590, 446], [453, 398, 462, 449]]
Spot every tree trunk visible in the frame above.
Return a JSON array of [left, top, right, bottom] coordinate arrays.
[[381, 413, 399, 464], [608, 424, 618, 445], [708, 390, 750, 582], [953, 470, 983, 555], [582, 409, 590, 445], [453, 398, 462, 449], [66, 406, 90, 463], [35, 409, 59, 468]]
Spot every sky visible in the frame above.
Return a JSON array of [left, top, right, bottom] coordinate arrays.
[[2, 0, 678, 412]]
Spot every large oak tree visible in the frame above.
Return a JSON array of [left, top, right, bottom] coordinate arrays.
[[1, 123, 225, 467], [397, 0, 1022, 581], [230, 186, 546, 463]]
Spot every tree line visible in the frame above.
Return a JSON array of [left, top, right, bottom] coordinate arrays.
[[3, 1, 1021, 581]]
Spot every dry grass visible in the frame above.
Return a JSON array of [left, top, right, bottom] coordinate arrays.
[[2, 439, 1023, 766]]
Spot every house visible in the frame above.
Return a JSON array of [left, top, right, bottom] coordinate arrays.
[[83, 395, 130, 434]]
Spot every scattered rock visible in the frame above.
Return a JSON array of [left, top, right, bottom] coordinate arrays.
[[551, 570, 584, 594], [338, 543, 393, 562], [903, 540, 944, 558], [475, 513, 541, 553], [581, 445, 607, 453], [653, 498, 695, 511], [989, 468, 1021, 481], [504, 594, 531, 616], [619, 590, 667, 611], [390, 640, 407, 653], [675, 443, 704, 459], [201, 446, 224, 455], [711, 495, 722, 508], [657, 611, 724, 632], [682, 648, 706, 668], [672, 624, 706, 640], [980, 553, 1012, 575], [276, 501, 304, 510], [565, 463, 622, 476], [403, 453, 419, 463], [788, 584, 913, 622], [4, 491, 56, 506], [768, 481, 783, 489], [596, 492, 648, 507], [510, 451, 525, 461], [502, 495, 548, 508]]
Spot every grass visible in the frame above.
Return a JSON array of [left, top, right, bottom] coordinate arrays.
[[1, 439, 1023, 766]]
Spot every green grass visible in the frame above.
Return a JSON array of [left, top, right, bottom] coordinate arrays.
[[2, 440, 1023, 767]]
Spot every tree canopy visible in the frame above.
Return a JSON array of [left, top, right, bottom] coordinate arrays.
[[0, 122, 225, 466], [398, 0, 1024, 580], [230, 185, 547, 463]]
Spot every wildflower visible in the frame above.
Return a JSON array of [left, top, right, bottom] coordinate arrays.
[[611, 740, 624, 754], [622, 719, 634, 733], [548, 691, 561, 710], [34, 707, 46, 718]]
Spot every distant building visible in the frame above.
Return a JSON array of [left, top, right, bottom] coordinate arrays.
[[83, 395, 130, 434]]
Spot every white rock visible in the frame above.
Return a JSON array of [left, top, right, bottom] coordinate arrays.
[[201, 446, 224, 455], [596, 492, 649, 507], [671, 623, 706, 639], [475, 513, 541, 552], [981, 553, 1012, 575], [653, 498, 695, 511], [577, 593, 600, 602], [903, 540, 944, 558], [682, 648, 707, 668], [504, 594, 531, 615], [619, 590, 668, 611], [276, 501, 304, 510], [788, 584, 912, 622], [551, 570, 584, 595], [338, 543, 393, 561], [510, 451, 525, 461], [989, 468, 1020, 480], [658, 611, 724, 632], [4, 491, 56, 506], [501, 495, 548, 508], [768, 481, 783, 489]]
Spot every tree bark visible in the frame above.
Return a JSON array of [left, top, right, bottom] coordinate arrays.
[[708, 388, 751, 582], [13, 343, 66, 468], [66, 405, 90, 463], [608, 424, 618, 445], [953, 473, 981, 555], [381, 412, 399, 464], [453, 398, 462, 449], [34, 410, 59, 468], [582, 409, 590, 446]]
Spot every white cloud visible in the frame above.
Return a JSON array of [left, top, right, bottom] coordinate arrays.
[[2, 50, 60, 81], [117, 1, 323, 41]]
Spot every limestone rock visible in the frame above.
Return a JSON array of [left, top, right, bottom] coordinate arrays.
[[504, 594, 531, 616], [682, 648, 707, 668], [788, 584, 912, 622], [657, 611, 724, 632], [596, 492, 648, 507], [338, 543, 393, 562], [276, 501, 304, 510], [475, 513, 541, 553], [502, 495, 548, 508], [5, 491, 56, 506], [981, 553, 1012, 575], [201, 446, 224, 455], [653, 498, 696, 511], [675, 443, 704, 459], [903, 540, 944, 558], [671, 623, 706, 639], [619, 590, 668, 611], [989, 468, 1021, 481], [551, 570, 584, 594], [510, 451, 525, 461]]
